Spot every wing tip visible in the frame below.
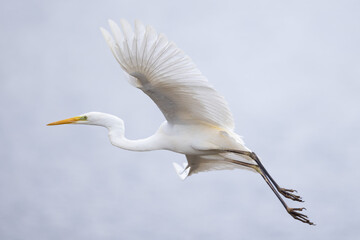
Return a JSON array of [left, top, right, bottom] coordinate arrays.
[[100, 27, 110, 39], [108, 19, 116, 25], [100, 27, 116, 50]]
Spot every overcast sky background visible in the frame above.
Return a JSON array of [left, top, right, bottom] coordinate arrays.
[[1, 0, 359, 239]]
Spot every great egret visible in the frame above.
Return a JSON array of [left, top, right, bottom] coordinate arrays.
[[48, 19, 313, 225]]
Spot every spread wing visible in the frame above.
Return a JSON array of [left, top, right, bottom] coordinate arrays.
[[101, 19, 234, 130]]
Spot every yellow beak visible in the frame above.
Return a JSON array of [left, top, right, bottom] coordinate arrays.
[[47, 116, 81, 126]]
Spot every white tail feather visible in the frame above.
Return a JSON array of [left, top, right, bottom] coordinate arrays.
[[172, 162, 190, 180]]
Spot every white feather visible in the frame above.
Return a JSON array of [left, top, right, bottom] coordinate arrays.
[[172, 162, 190, 180], [49, 20, 312, 225], [102, 19, 235, 130], [185, 154, 257, 177]]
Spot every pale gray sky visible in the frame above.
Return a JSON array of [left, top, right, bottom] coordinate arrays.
[[1, 0, 360, 239]]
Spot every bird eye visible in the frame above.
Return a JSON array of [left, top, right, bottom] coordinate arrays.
[[80, 116, 88, 120]]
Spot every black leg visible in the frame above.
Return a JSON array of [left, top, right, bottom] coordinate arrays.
[[250, 152, 303, 202], [228, 150, 303, 201], [226, 150, 314, 225]]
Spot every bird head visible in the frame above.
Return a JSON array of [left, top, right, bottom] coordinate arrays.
[[47, 114, 90, 126], [47, 112, 124, 128]]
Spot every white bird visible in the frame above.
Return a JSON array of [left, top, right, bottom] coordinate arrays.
[[48, 19, 313, 225]]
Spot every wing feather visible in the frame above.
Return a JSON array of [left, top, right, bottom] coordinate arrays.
[[172, 154, 256, 180], [184, 154, 256, 178], [101, 19, 235, 129]]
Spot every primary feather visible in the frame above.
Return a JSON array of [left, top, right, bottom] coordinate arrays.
[[101, 19, 235, 130]]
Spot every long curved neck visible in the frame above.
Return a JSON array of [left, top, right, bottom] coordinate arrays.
[[106, 120, 161, 152]]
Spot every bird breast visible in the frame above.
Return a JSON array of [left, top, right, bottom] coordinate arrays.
[[156, 122, 243, 155]]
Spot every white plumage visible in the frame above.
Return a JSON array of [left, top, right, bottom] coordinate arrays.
[[100, 19, 251, 179], [48, 19, 313, 225], [101, 19, 234, 130]]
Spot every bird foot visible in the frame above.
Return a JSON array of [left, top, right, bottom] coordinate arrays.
[[287, 207, 314, 225], [279, 188, 303, 202]]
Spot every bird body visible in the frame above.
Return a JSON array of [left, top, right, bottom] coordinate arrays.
[[47, 19, 313, 225], [147, 121, 244, 155], [66, 111, 253, 176]]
